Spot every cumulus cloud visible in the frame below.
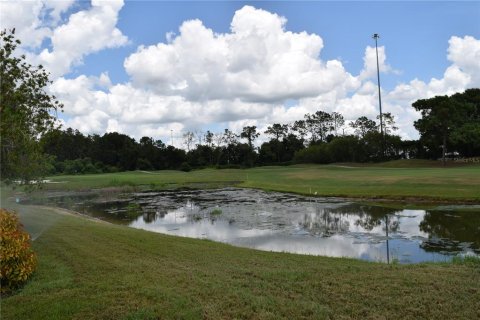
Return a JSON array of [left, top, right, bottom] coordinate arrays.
[[359, 45, 396, 80], [124, 5, 359, 103], [2, 0, 127, 78], [0, 0, 75, 48], [6, 3, 479, 142], [388, 36, 479, 103], [447, 35, 480, 85], [38, 0, 127, 77]]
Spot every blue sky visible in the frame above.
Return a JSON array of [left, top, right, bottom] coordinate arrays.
[[77, 1, 480, 89], [1, 0, 479, 143]]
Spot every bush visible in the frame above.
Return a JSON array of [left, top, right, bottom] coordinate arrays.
[[294, 144, 332, 164], [180, 162, 192, 172], [0, 209, 37, 293]]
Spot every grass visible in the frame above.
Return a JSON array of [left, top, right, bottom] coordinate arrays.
[[1, 161, 479, 318], [38, 161, 480, 202], [1, 202, 479, 320], [209, 208, 223, 216]]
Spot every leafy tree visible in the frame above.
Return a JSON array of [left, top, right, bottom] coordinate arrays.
[[222, 129, 237, 146], [304, 111, 334, 143], [294, 143, 332, 164], [264, 124, 289, 162], [449, 89, 480, 157], [204, 130, 214, 148], [240, 126, 260, 150], [291, 120, 308, 142], [222, 129, 238, 164], [376, 112, 398, 135], [282, 133, 305, 160], [349, 116, 377, 138], [331, 112, 345, 136], [41, 128, 91, 162], [1, 29, 62, 183], [413, 95, 463, 164], [328, 135, 363, 162], [265, 123, 288, 141], [93, 132, 138, 171]]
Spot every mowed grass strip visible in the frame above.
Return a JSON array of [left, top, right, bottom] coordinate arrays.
[[2, 204, 479, 320], [242, 164, 480, 200], [42, 162, 480, 201]]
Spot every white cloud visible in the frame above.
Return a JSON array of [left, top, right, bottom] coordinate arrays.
[[50, 73, 275, 141], [447, 35, 480, 85], [2, 0, 127, 78], [38, 0, 127, 77], [388, 36, 479, 103], [7, 3, 478, 142], [359, 45, 395, 80], [124, 5, 358, 103], [0, 0, 75, 48]]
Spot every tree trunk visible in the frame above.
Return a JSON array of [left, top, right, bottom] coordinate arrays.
[[442, 133, 447, 166]]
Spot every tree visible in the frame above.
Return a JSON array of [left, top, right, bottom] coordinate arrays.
[[94, 132, 138, 171], [449, 89, 480, 157], [222, 129, 238, 146], [40, 127, 91, 162], [204, 130, 214, 148], [314, 111, 334, 142], [304, 111, 334, 143], [264, 123, 288, 162], [349, 116, 377, 138], [1, 29, 62, 183], [240, 126, 260, 150], [291, 120, 308, 142], [376, 112, 398, 135], [222, 129, 238, 164], [413, 95, 463, 164], [331, 112, 345, 136], [182, 131, 195, 151], [194, 130, 204, 146], [264, 123, 288, 141]]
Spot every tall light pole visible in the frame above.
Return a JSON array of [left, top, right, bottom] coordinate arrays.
[[373, 33, 385, 157], [171, 129, 173, 147]]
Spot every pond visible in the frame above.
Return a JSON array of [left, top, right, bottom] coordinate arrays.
[[25, 187, 480, 263]]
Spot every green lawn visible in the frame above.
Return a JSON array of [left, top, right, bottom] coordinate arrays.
[[1, 202, 479, 320], [41, 161, 480, 202], [2, 162, 480, 319]]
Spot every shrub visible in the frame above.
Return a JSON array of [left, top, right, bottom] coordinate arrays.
[[0, 209, 37, 293], [125, 203, 142, 219], [294, 144, 332, 164], [180, 162, 192, 172], [210, 208, 222, 216]]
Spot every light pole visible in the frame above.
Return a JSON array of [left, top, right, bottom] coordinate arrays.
[[373, 33, 385, 157], [171, 129, 173, 147]]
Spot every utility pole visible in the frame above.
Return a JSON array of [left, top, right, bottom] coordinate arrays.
[[373, 33, 385, 157]]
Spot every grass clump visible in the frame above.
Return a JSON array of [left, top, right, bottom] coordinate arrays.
[[125, 203, 141, 219], [452, 255, 480, 266], [209, 208, 222, 216]]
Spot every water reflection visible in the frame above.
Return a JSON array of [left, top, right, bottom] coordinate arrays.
[[24, 188, 480, 263]]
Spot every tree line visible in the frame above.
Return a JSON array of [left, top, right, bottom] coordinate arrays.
[[1, 28, 479, 182], [38, 87, 480, 175], [39, 110, 399, 174]]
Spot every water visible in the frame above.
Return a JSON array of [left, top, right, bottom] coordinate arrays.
[[25, 188, 480, 263]]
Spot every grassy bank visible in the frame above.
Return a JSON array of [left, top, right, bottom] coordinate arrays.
[[2, 203, 479, 319], [37, 161, 480, 202]]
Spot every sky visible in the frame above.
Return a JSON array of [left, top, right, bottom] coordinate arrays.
[[1, 0, 479, 146]]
